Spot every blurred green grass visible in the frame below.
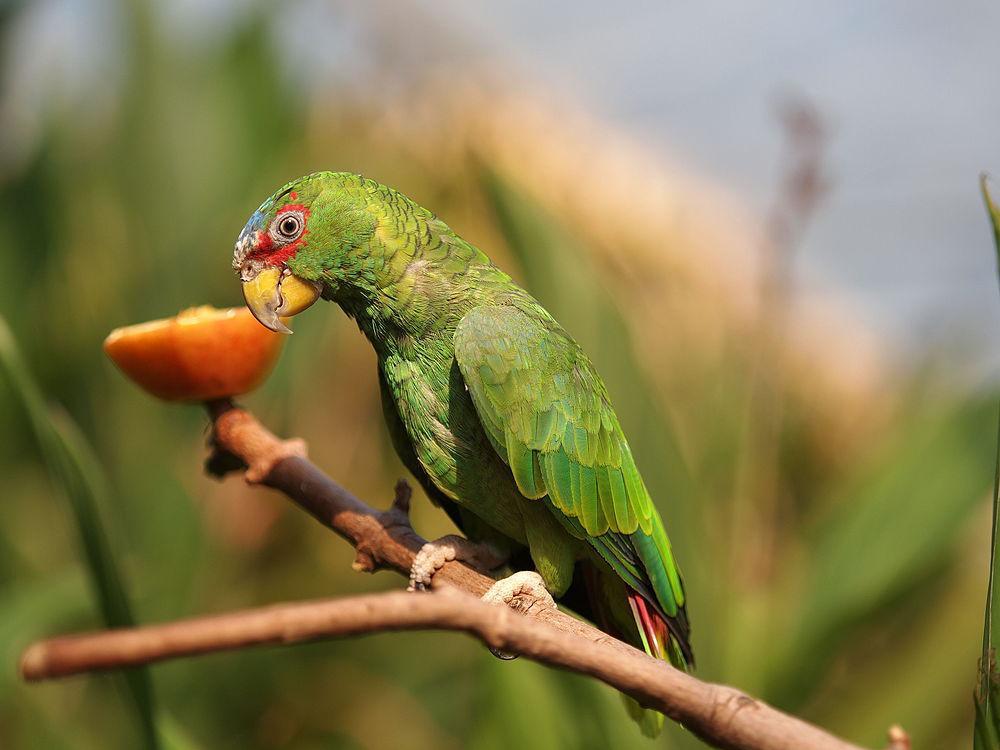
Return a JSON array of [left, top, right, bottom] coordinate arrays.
[[974, 177, 1000, 750], [0, 3, 996, 749], [0, 317, 157, 748]]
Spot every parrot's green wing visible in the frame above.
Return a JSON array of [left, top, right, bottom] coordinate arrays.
[[453, 305, 690, 653]]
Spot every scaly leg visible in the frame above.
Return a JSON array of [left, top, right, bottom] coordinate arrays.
[[481, 570, 556, 613], [480, 570, 556, 659], [407, 535, 507, 592]]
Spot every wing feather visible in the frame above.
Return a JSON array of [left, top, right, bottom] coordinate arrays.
[[453, 305, 687, 631]]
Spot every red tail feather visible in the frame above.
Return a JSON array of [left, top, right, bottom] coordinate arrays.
[[627, 590, 669, 660]]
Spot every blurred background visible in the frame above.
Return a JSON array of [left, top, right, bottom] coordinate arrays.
[[1, 1, 999, 748]]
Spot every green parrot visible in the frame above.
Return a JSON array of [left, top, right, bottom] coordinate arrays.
[[234, 172, 693, 735]]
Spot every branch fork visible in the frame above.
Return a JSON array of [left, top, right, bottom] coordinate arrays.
[[354, 480, 414, 573]]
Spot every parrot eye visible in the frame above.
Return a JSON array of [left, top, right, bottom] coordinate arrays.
[[272, 212, 304, 242]]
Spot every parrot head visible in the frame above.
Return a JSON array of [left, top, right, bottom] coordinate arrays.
[[233, 172, 375, 334]]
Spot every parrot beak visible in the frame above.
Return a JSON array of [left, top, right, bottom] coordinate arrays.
[[241, 267, 322, 334]]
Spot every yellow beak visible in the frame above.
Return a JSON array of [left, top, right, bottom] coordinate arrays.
[[241, 267, 322, 334]]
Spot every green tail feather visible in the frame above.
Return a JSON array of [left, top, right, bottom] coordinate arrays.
[[623, 695, 665, 738]]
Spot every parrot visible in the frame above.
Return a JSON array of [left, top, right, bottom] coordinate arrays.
[[233, 171, 693, 735]]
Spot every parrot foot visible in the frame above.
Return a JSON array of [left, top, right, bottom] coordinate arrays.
[[407, 535, 506, 592], [481, 570, 555, 612], [480, 571, 555, 660]]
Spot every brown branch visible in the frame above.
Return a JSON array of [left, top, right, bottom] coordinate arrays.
[[23, 588, 867, 750], [203, 398, 625, 648], [886, 725, 911, 750], [19, 399, 901, 750]]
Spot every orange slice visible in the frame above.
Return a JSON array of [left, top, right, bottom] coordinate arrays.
[[104, 306, 285, 401]]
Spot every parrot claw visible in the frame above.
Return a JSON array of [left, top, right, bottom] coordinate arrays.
[[481, 570, 555, 612], [480, 571, 556, 659], [407, 535, 506, 592]]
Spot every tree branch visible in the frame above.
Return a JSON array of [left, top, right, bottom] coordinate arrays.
[[19, 398, 900, 750], [23, 588, 868, 750], [203, 398, 626, 648]]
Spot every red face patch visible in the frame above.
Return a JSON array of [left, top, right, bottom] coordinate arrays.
[[248, 203, 310, 267]]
